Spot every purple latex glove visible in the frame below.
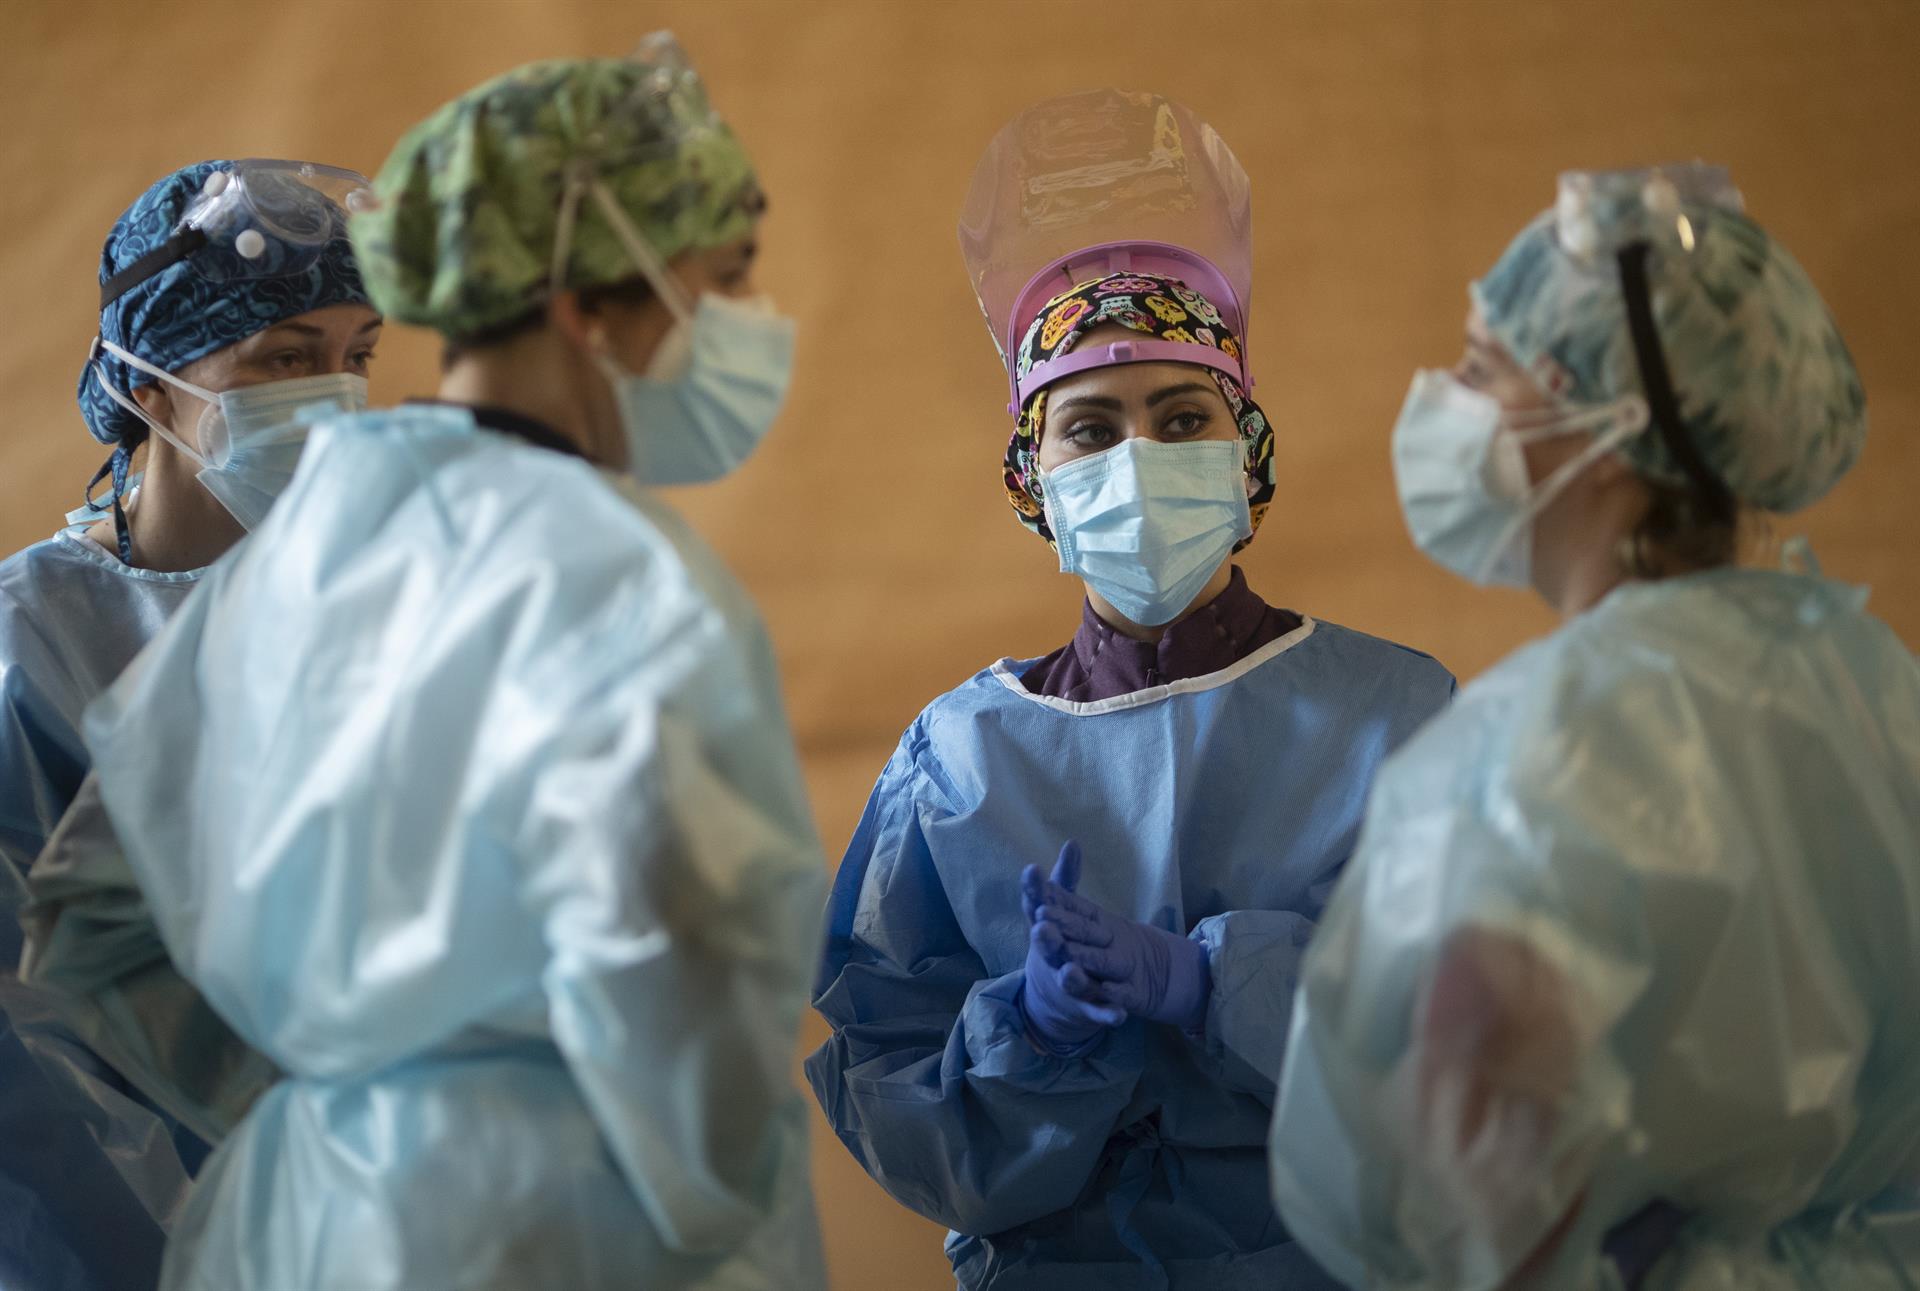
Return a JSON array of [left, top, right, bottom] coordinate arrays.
[[1027, 840, 1212, 1032], [1018, 842, 1126, 1054]]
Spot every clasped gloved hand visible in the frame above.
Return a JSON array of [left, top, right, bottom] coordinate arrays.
[[1023, 839, 1211, 1034], [1018, 841, 1128, 1054]]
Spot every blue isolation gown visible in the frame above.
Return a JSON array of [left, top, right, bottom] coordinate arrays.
[[808, 617, 1455, 1288], [0, 515, 210, 1291], [1272, 570, 1920, 1290], [76, 406, 829, 1291]]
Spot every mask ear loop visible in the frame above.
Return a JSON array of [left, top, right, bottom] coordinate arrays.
[[549, 167, 586, 302], [93, 339, 218, 466], [583, 181, 694, 324], [1500, 397, 1644, 441], [1471, 398, 1651, 584], [85, 337, 218, 563]]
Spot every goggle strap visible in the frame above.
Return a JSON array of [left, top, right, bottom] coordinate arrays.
[[1616, 241, 1738, 521], [99, 228, 209, 309]]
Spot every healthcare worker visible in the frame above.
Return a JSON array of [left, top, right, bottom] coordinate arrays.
[[36, 39, 828, 1291], [807, 90, 1454, 1288], [1270, 164, 1920, 1289], [0, 159, 375, 1291]]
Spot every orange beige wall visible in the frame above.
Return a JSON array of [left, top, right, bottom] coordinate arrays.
[[2, 1, 1915, 1286]]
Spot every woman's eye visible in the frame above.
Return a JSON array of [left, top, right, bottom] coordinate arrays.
[[1165, 411, 1210, 438], [269, 351, 307, 374], [350, 349, 376, 371], [1064, 421, 1114, 448]]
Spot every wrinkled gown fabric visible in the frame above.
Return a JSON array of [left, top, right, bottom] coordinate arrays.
[[809, 616, 1454, 1288], [79, 406, 830, 1291], [1271, 570, 1920, 1290]]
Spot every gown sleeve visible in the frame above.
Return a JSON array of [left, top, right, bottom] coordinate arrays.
[[806, 735, 1149, 1236], [1188, 906, 1320, 1099], [1270, 732, 1663, 1289], [0, 607, 87, 884], [522, 594, 828, 1259], [1193, 655, 1455, 1101], [20, 772, 279, 1143]]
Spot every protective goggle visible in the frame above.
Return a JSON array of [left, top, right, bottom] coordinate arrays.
[[100, 159, 374, 308], [1551, 162, 1742, 262]]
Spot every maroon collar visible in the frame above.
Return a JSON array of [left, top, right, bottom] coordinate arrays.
[[1021, 567, 1303, 703]]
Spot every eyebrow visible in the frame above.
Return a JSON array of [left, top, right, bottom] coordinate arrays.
[[1145, 381, 1214, 409], [252, 316, 385, 343], [1051, 393, 1125, 414]]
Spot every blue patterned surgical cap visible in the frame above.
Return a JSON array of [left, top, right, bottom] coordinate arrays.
[[1473, 164, 1866, 514], [77, 160, 371, 446]]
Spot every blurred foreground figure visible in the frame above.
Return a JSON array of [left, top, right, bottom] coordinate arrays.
[[1271, 164, 1920, 1290], [30, 36, 826, 1291]]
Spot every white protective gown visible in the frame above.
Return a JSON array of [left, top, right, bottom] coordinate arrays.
[[77, 405, 829, 1291], [1271, 568, 1920, 1290]]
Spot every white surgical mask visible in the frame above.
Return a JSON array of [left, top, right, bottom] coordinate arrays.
[[555, 178, 795, 484], [1390, 368, 1647, 587], [1042, 437, 1252, 627], [93, 338, 367, 529]]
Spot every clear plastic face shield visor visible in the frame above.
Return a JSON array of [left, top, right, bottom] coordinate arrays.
[[957, 88, 1255, 412], [98, 159, 375, 309]]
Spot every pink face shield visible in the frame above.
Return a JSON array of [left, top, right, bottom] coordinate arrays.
[[958, 88, 1256, 412]]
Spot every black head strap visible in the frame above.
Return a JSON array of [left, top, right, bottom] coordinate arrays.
[[1615, 241, 1737, 522], [99, 228, 208, 309]]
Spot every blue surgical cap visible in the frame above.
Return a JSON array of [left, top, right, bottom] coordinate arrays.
[[77, 160, 371, 446], [1472, 165, 1866, 514]]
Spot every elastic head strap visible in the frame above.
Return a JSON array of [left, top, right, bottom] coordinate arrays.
[[99, 228, 209, 309], [1615, 241, 1737, 522], [1016, 339, 1241, 414]]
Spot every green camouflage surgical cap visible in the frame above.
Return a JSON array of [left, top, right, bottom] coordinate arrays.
[[1473, 164, 1866, 513], [350, 34, 761, 339]]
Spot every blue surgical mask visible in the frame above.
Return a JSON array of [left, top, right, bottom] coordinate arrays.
[[554, 178, 796, 485], [1391, 369, 1647, 588], [1041, 437, 1252, 627], [594, 293, 796, 485], [94, 339, 367, 529]]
